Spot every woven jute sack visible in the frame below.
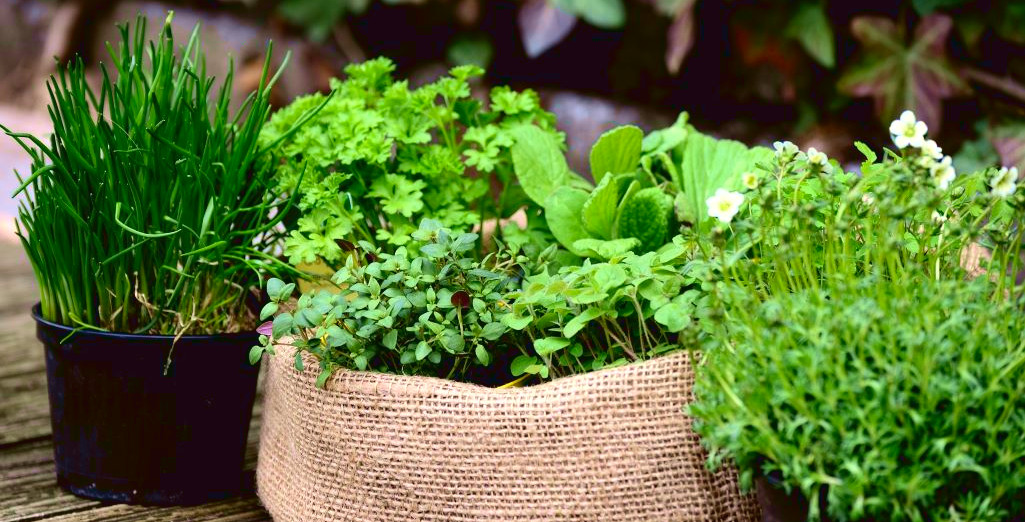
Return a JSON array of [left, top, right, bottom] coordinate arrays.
[[257, 346, 760, 521]]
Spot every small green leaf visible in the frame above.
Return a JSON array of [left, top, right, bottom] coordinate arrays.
[[502, 313, 533, 330], [475, 344, 491, 366], [571, 238, 641, 260], [511, 354, 540, 376], [534, 337, 571, 356], [787, 2, 835, 68], [553, 0, 626, 29], [382, 329, 398, 350], [480, 322, 507, 340], [248, 345, 264, 365], [854, 141, 877, 164], [354, 354, 369, 371], [260, 302, 279, 321], [315, 368, 332, 388], [415, 341, 432, 361], [563, 307, 603, 337], [294, 352, 305, 371], [272, 313, 294, 339], [589, 125, 643, 184], [267, 278, 285, 300], [654, 303, 691, 333]]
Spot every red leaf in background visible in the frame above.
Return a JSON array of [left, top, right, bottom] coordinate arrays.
[[989, 123, 1025, 173], [665, 0, 697, 74], [838, 14, 970, 133], [257, 321, 273, 336], [519, 0, 577, 58]]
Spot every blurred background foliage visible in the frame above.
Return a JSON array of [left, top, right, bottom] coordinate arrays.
[[1, 0, 1024, 177]]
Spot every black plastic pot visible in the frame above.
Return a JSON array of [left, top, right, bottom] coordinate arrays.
[[34, 305, 261, 505], [757, 473, 831, 522]]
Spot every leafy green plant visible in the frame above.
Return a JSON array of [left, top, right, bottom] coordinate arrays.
[[259, 57, 563, 266], [5, 13, 298, 335], [253, 220, 524, 385], [689, 111, 1025, 520], [691, 278, 1025, 522], [682, 111, 1023, 303], [511, 113, 769, 258], [501, 238, 705, 379]]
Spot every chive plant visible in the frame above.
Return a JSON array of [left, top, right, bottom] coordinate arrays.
[[4, 13, 309, 335]]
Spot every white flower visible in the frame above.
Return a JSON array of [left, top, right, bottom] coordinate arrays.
[[990, 166, 1019, 198], [929, 156, 956, 190], [706, 189, 745, 224], [889, 110, 928, 149], [741, 171, 759, 190], [931, 211, 947, 224], [920, 139, 943, 159], [773, 140, 799, 161], [805, 147, 833, 173], [862, 193, 875, 206]]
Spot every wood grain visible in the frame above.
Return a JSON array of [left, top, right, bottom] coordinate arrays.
[[0, 246, 271, 521]]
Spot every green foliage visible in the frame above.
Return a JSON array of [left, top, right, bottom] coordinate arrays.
[[277, 0, 369, 41], [255, 220, 523, 383], [785, 2, 835, 68], [551, 0, 626, 29], [689, 122, 1025, 520], [260, 58, 563, 265], [512, 114, 768, 258], [502, 239, 702, 379], [5, 13, 295, 334], [659, 128, 773, 226], [692, 278, 1025, 522], [588, 124, 643, 184], [615, 187, 674, 252]]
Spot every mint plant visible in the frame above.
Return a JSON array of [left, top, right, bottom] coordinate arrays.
[[258, 58, 563, 266], [253, 220, 524, 385]]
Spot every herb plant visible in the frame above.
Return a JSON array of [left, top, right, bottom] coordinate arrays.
[[502, 239, 707, 380], [253, 220, 523, 386], [511, 113, 770, 259], [689, 111, 1025, 520], [691, 278, 1025, 522], [259, 57, 563, 266], [681, 110, 1023, 303], [6, 14, 298, 335]]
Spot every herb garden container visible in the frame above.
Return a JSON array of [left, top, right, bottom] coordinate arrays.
[[35, 306, 261, 505], [257, 346, 760, 521], [756, 474, 829, 522]]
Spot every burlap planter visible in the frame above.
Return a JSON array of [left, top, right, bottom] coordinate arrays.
[[257, 347, 760, 521]]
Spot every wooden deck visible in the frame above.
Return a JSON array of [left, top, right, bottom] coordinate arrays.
[[0, 246, 271, 521]]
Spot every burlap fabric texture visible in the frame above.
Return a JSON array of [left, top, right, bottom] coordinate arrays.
[[257, 346, 760, 521]]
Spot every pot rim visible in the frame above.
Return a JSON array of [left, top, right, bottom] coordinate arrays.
[[32, 303, 258, 342]]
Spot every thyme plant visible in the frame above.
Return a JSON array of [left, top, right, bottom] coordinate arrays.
[[689, 111, 1025, 520], [254, 220, 524, 385], [5, 14, 302, 335]]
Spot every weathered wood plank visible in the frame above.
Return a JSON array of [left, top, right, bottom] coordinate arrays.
[[0, 438, 268, 522]]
